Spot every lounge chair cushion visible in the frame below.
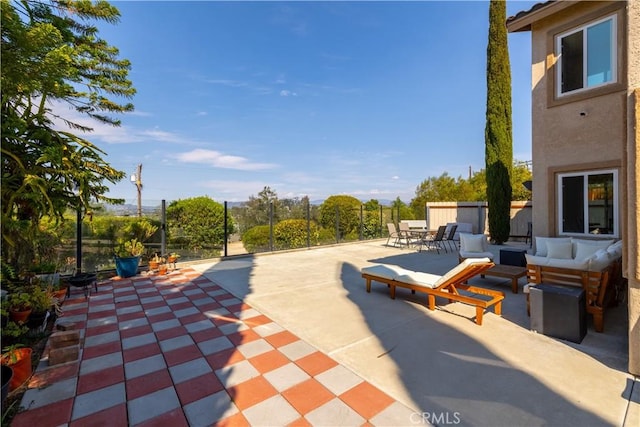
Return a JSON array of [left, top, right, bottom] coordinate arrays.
[[433, 257, 492, 288], [361, 264, 409, 280], [395, 271, 441, 289]]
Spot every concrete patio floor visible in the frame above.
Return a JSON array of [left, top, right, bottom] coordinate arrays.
[[9, 239, 639, 426]]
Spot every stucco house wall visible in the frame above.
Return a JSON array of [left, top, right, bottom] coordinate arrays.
[[508, 0, 639, 375], [528, 1, 627, 239]]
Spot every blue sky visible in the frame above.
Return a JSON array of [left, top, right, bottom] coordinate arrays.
[[68, 0, 538, 204]]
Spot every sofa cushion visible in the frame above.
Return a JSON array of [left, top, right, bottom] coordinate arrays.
[[571, 238, 614, 258], [588, 249, 611, 271], [546, 240, 573, 259], [460, 233, 486, 253], [545, 258, 589, 270], [525, 253, 549, 266], [607, 240, 623, 259], [535, 237, 571, 257], [574, 241, 606, 262]]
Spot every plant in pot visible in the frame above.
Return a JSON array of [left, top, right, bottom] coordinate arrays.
[[1, 344, 33, 392], [25, 285, 53, 331], [148, 253, 164, 271], [114, 238, 145, 278], [7, 291, 32, 324]]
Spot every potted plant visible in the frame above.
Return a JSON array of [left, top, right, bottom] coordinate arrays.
[[25, 285, 53, 331], [1, 344, 32, 392], [148, 253, 164, 271], [114, 238, 144, 278], [7, 291, 32, 324]]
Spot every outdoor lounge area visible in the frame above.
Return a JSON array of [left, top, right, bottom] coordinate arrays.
[[7, 239, 638, 426]]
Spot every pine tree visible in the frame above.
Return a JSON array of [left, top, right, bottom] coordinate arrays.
[[485, 0, 513, 244]]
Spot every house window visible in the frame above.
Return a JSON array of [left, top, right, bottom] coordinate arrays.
[[556, 15, 616, 96], [558, 170, 618, 236]]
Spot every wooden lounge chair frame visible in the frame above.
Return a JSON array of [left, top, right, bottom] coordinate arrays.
[[362, 258, 504, 325]]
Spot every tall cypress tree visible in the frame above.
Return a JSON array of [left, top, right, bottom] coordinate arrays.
[[485, 0, 513, 244]]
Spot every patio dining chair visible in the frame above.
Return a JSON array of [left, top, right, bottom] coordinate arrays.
[[386, 223, 401, 247], [443, 224, 458, 252], [419, 225, 447, 253]]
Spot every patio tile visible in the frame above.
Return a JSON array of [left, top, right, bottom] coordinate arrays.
[[184, 319, 215, 333], [295, 351, 339, 377], [114, 294, 139, 303], [215, 359, 260, 388], [198, 335, 233, 356], [264, 330, 299, 348], [77, 364, 124, 394], [122, 332, 157, 350], [84, 322, 119, 337], [278, 340, 317, 361], [253, 321, 286, 337], [241, 394, 300, 427], [84, 330, 120, 348], [72, 382, 126, 421], [156, 325, 189, 341], [169, 357, 212, 384], [206, 347, 246, 370], [127, 386, 181, 426], [135, 408, 189, 427], [219, 321, 247, 335], [126, 369, 174, 400], [86, 315, 118, 328], [82, 340, 121, 360], [118, 317, 149, 330], [315, 365, 364, 396], [151, 318, 182, 332], [216, 412, 251, 427], [282, 378, 334, 415], [10, 398, 73, 427], [69, 403, 128, 427], [164, 343, 203, 366], [80, 351, 123, 375], [159, 334, 195, 352], [249, 349, 291, 374], [183, 389, 239, 427], [20, 377, 77, 409], [227, 375, 278, 410], [304, 397, 365, 426], [191, 296, 215, 306], [123, 342, 161, 363], [124, 353, 166, 380], [144, 305, 172, 316], [263, 362, 311, 392], [166, 296, 190, 305], [120, 324, 153, 339], [228, 328, 261, 346], [235, 337, 274, 358], [174, 372, 224, 405], [191, 326, 223, 343], [339, 381, 395, 419]]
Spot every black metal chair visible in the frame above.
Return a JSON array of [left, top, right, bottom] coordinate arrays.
[[419, 225, 448, 254], [443, 224, 458, 252]]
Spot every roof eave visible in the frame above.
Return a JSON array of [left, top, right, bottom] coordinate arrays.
[[507, 1, 577, 33]]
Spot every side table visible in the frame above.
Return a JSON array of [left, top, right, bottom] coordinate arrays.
[[530, 284, 586, 343], [499, 248, 527, 267]]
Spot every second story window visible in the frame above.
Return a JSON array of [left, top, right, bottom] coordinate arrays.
[[556, 15, 616, 97]]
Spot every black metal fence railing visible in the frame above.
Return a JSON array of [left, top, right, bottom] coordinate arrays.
[[46, 199, 417, 275]]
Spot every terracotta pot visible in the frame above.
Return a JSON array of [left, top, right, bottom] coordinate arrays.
[[167, 256, 178, 264], [149, 261, 159, 270], [9, 307, 32, 324], [1, 348, 32, 392], [53, 288, 68, 302], [158, 264, 168, 275]]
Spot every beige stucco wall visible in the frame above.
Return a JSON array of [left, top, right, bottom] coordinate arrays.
[[626, 1, 639, 377], [521, 0, 639, 375], [529, 1, 627, 240]]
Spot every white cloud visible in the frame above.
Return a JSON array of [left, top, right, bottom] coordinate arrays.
[[391, 175, 399, 180], [196, 111, 208, 116], [279, 90, 298, 97], [175, 149, 277, 171]]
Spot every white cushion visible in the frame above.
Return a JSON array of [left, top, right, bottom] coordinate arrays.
[[574, 242, 605, 261], [460, 233, 486, 253], [588, 250, 611, 271], [545, 258, 589, 270], [432, 257, 492, 288], [534, 237, 571, 257], [525, 253, 549, 266], [570, 238, 614, 258], [395, 272, 442, 289], [459, 250, 495, 261], [361, 264, 408, 280], [546, 240, 573, 259]]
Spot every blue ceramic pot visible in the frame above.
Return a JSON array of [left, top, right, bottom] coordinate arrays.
[[115, 256, 140, 278]]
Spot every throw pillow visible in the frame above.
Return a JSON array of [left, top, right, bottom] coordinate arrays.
[[460, 233, 485, 253], [535, 237, 571, 257], [574, 242, 605, 261], [546, 240, 573, 259], [570, 238, 614, 258]]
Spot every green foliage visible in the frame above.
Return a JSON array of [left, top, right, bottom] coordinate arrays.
[[167, 196, 233, 251], [1, 0, 134, 270], [115, 238, 145, 257], [274, 219, 319, 249], [242, 225, 271, 253], [485, 0, 513, 244], [319, 195, 361, 239], [362, 199, 382, 239], [390, 197, 415, 222]]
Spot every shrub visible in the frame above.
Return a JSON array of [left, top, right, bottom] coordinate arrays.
[[242, 225, 271, 253], [274, 219, 319, 250]]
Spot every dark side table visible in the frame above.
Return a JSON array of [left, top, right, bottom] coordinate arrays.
[[499, 248, 527, 267], [530, 284, 586, 343]]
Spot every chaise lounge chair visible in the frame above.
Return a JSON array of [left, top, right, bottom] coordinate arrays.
[[361, 258, 504, 325]]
